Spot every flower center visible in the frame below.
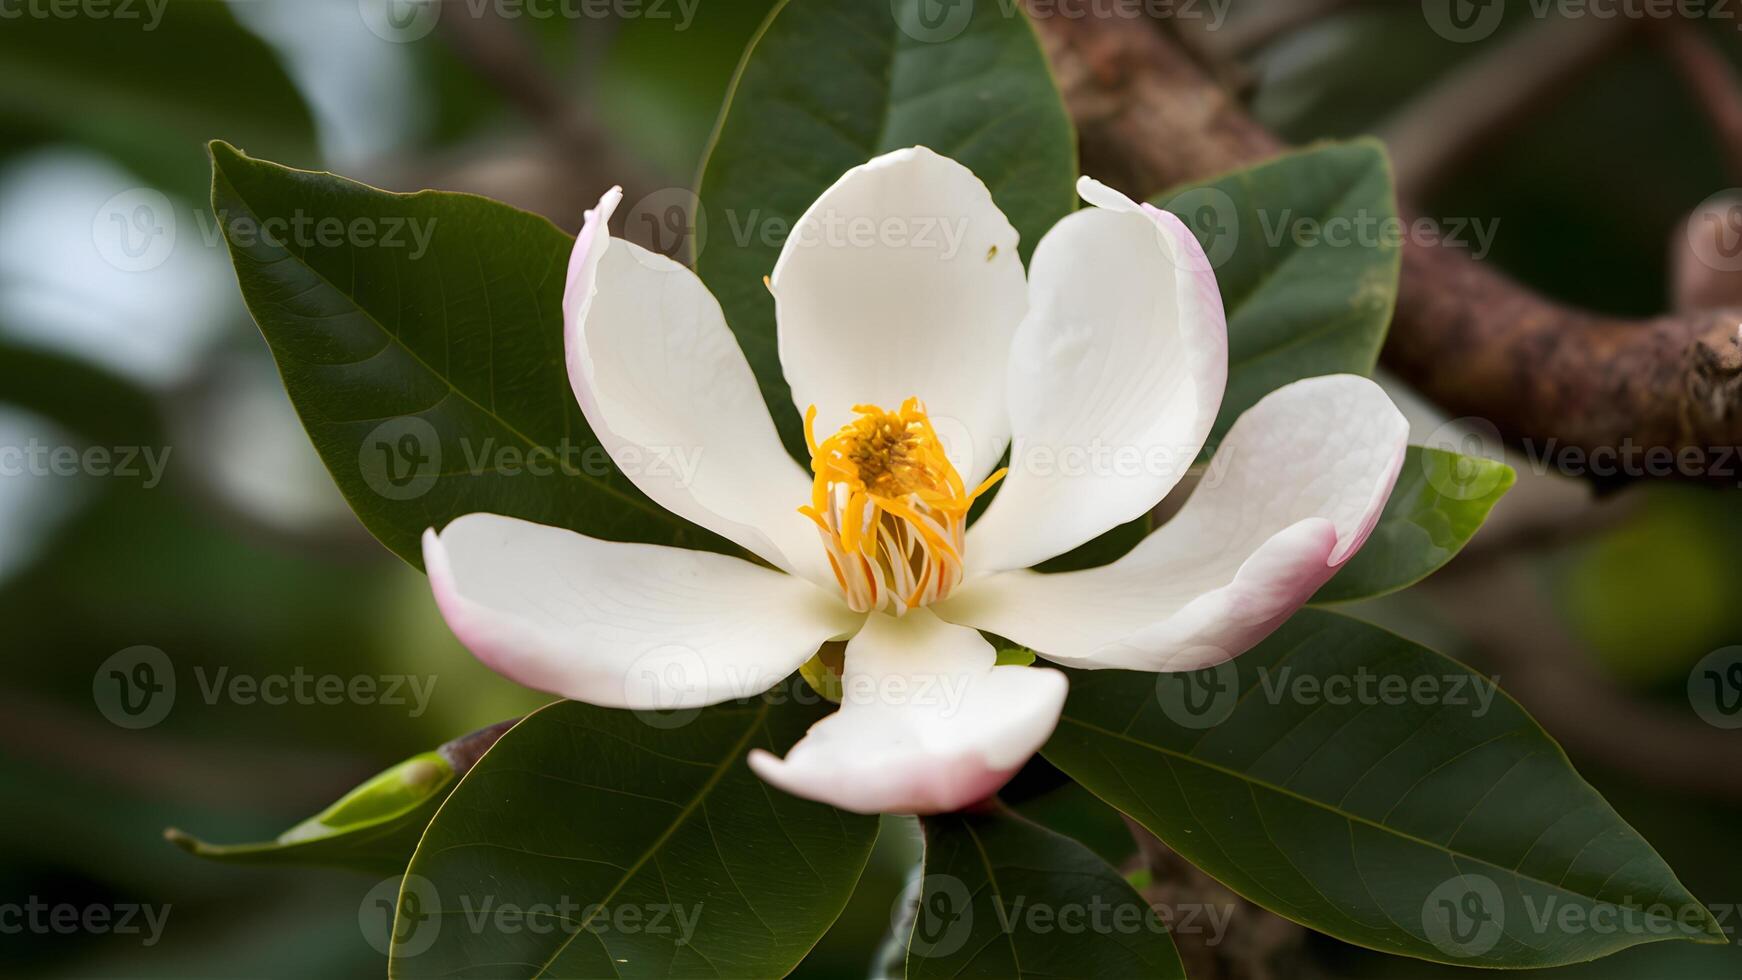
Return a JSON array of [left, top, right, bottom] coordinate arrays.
[[799, 398, 1004, 614]]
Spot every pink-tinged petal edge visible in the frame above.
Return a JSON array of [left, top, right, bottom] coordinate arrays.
[[423, 515, 859, 709], [745, 610, 1067, 815], [559, 186, 831, 587], [965, 178, 1228, 575], [940, 375, 1409, 672]]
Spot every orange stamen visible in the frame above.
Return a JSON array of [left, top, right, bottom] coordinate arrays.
[[795, 399, 1002, 614]]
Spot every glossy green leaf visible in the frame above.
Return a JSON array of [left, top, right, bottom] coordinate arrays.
[[391, 697, 878, 978], [210, 142, 719, 566], [1043, 608, 1724, 969], [696, 0, 1076, 454], [907, 807, 1185, 979], [1315, 446, 1516, 603], [1155, 140, 1399, 448], [166, 720, 514, 876]]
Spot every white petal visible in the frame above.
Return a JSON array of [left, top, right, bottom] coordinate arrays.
[[748, 609, 1066, 815], [939, 375, 1407, 671], [770, 147, 1027, 485], [966, 177, 1228, 574], [424, 514, 860, 708], [565, 187, 830, 586]]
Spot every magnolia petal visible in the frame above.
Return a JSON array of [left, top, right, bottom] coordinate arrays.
[[939, 375, 1407, 671], [966, 177, 1228, 574], [565, 187, 830, 586], [424, 514, 860, 708], [770, 146, 1026, 486], [748, 609, 1066, 815]]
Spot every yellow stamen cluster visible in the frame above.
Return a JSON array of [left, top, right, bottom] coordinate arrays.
[[799, 398, 1005, 614]]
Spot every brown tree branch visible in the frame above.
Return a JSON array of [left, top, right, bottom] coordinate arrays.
[[1652, 19, 1742, 186], [1031, 10, 1742, 482]]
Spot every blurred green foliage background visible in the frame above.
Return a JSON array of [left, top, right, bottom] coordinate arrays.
[[2, 1, 1741, 977]]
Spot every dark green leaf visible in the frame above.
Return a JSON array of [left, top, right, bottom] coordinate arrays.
[[391, 697, 877, 978], [696, 0, 1076, 455], [209, 142, 720, 566], [0, 337, 163, 447], [1315, 446, 1516, 603], [907, 806, 1184, 979], [0, 4, 314, 197], [1035, 515, 1148, 573], [166, 720, 514, 876], [1044, 608, 1724, 969], [1155, 140, 1399, 448]]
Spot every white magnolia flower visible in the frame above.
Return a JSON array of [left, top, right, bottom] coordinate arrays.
[[422, 147, 1409, 815]]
